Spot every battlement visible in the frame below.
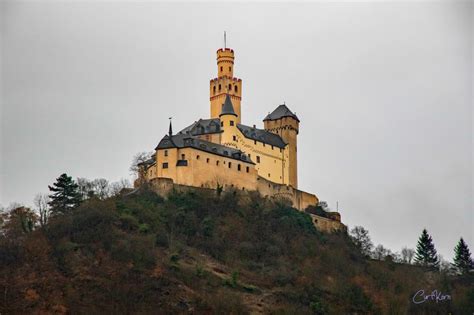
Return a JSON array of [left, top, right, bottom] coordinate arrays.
[[216, 48, 234, 54], [210, 77, 242, 82]]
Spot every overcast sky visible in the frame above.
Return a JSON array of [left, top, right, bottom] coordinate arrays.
[[1, 1, 472, 260]]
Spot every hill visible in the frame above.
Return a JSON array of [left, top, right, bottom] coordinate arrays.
[[1, 187, 473, 314]]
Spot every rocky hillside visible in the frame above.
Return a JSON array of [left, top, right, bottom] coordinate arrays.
[[1, 187, 473, 314]]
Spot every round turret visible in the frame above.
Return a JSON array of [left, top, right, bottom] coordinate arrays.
[[217, 48, 235, 77]]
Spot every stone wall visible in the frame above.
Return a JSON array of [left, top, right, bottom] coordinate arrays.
[[308, 213, 346, 233], [148, 177, 344, 233], [149, 176, 317, 211], [256, 176, 318, 210]]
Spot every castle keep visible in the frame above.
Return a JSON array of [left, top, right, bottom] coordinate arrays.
[[138, 46, 340, 221]]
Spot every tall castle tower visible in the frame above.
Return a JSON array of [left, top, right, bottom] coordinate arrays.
[[263, 105, 300, 188], [210, 48, 242, 124]]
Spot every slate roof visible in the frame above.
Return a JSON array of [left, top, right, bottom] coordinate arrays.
[[263, 104, 300, 122], [137, 158, 156, 168], [220, 94, 237, 116], [237, 124, 287, 148], [178, 118, 221, 136], [155, 134, 254, 164]]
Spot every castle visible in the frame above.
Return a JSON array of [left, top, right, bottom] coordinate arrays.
[[138, 45, 343, 230]]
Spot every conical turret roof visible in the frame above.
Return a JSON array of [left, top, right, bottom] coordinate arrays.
[[219, 94, 237, 117]]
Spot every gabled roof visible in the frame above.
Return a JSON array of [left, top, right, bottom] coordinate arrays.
[[178, 118, 221, 136], [237, 124, 287, 148], [263, 104, 300, 122], [155, 134, 254, 164], [220, 94, 237, 117]]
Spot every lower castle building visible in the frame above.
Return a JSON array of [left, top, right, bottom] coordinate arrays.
[[138, 45, 343, 230]]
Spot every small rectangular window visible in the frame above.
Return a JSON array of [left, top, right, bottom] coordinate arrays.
[[257, 156, 260, 163], [207, 158, 210, 163], [181, 154, 185, 160], [221, 121, 223, 127], [233, 135, 236, 141], [230, 121, 234, 126], [271, 146, 274, 150], [246, 166, 249, 173], [238, 164, 241, 171], [196, 155, 200, 160], [228, 162, 232, 168], [162, 162, 168, 169], [254, 140, 257, 145], [216, 160, 220, 166], [164, 150, 168, 157]]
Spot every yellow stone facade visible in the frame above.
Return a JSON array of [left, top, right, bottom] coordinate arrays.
[[210, 48, 242, 124], [138, 45, 322, 211]]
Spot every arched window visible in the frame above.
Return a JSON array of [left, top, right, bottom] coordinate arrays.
[[213, 86, 216, 94], [228, 84, 232, 91], [229, 66, 231, 72], [234, 85, 238, 92], [218, 84, 221, 91], [220, 66, 223, 72]]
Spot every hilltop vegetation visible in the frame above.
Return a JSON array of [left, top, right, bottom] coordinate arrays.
[[1, 185, 473, 314]]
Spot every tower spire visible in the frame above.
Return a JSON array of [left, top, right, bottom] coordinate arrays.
[[168, 117, 173, 136]]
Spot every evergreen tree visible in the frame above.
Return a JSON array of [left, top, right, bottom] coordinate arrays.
[[453, 238, 473, 275], [48, 173, 81, 215], [414, 229, 439, 268]]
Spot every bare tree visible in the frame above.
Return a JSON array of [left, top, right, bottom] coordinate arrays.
[[438, 254, 453, 273], [77, 177, 94, 200], [91, 178, 110, 199], [401, 247, 415, 264], [130, 151, 154, 185], [372, 244, 392, 260], [350, 226, 374, 257], [109, 178, 131, 196], [33, 193, 50, 227]]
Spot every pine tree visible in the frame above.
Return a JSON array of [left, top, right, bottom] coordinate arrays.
[[414, 229, 439, 268], [453, 238, 473, 275], [48, 173, 82, 215]]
